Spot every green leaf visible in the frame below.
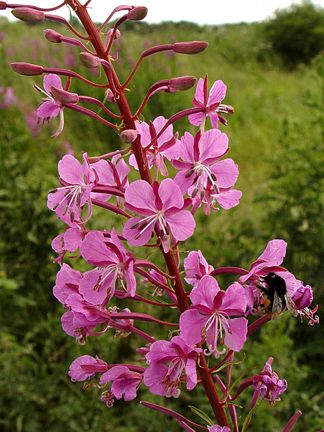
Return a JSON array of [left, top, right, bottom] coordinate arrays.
[[188, 405, 214, 426]]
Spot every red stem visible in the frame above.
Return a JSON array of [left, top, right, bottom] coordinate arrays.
[[64, 1, 228, 427]]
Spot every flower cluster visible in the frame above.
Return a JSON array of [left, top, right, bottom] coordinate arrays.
[[9, 1, 318, 431]]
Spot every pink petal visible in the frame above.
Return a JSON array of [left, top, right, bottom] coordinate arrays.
[[37, 100, 61, 119], [100, 365, 129, 384], [58, 154, 83, 184], [64, 227, 82, 252], [165, 210, 195, 241], [159, 178, 184, 210], [224, 317, 248, 352], [179, 309, 207, 345], [193, 78, 205, 105], [124, 180, 157, 215], [190, 275, 220, 309], [215, 189, 242, 210], [199, 129, 228, 162], [258, 239, 287, 266], [208, 80, 227, 105], [79, 269, 115, 305], [221, 282, 247, 315], [153, 116, 174, 146], [211, 159, 239, 188], [188, 111, 205, 126], [69, 355, 98, 381], [122, 217, 155, 247], [81, 231, 116, 266], [43, 73, 63, 94], [185, 357, 198, 391], [135, 120, 151, 148]]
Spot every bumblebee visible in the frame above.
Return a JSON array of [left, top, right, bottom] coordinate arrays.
[[258, 272, 296, 316]]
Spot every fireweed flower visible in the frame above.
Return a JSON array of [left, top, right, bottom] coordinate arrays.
[[122, 178, 195, 251], [129, 116, 180, 177], [100, 365, 143, 405], [35, 74, 66, 137], [172, 130, 241, 211], [53, 263, 82, 305], [79, 230, 136, 305], [47, 153, 98, 226], [188, 76, 234, 129], [68, 355, 108, 381], [252, 357, 287, 403], [143, 336, 201, 398], [0, 86, 16, 109], [51, 226, 84, 262], [239, 239, 317, 323], [180, 275, 248, 357], [184, 250, 214, 287]]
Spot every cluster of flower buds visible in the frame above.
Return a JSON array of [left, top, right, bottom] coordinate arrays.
[[9, 1, 318, 431]]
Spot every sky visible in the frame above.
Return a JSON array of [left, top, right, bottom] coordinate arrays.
[[1, 0, 324, 25]]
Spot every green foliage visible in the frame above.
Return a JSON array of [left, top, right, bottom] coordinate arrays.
[[263, 1, 324, 68]]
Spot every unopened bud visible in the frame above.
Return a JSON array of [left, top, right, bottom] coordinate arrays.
[[168, 76, 196, 92], [120, 129, 138, 144], [126, 6, 148, 21], [105, 88, 116, 103], [50, 87, 79, 104], [0, 2, 7, 10], [11, 62, 43, 76], [80, 52, 101, 68], [12, 7, 45, 23], [173, 41, 208, 55], [106, 28, 121, 40], [44, 29, 62, 43]]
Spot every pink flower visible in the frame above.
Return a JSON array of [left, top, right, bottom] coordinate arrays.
[[53, 263, 82, 305], [100, 365, 142, 403], [91, 155, 130, 203], [172, 130, 241, 211], [180, 275, 248, 356], [129, 116, 180, 177], [239, 240, 315, 319], [35, 74, 65, 137], [47, 154, 97, 227], [51, 226, 84, 262], [188, 76, 233, 128], [253, 357, 287, 403], [79, 230, 136, 305], [68, 355, 108, 381], [184, 250, 214, 287], [122, 179, 195, 251], [144, 336, 201, 398]]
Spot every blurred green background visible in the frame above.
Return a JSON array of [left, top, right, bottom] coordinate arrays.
[[0, 2, 323, 431]]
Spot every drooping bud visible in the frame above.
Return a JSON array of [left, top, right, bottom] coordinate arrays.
[[11, 62, 43, 76], [120, 129, 138, 144], [0, 2, 7, 10], [12, 7, 45, 23], [168, 76, 197, 92], [80, 52, 101, 68], [126, 6, 148, 21], [50, 87, 79, 104], [173, 41, 208, 55], [44, 29, 62, 43], [105, 88, 116, 103]]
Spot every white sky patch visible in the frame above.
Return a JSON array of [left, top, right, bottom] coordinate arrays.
[[0, 0, 323, 25]]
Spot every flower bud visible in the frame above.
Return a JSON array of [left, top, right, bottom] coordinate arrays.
[[0, 2, 7, 10], [50, 87, 79, 104], [106, 28, 121, 40], [168, 76, 197, 92], [120, 129, 138, 144], [44, 29, 62, 43], [126, 6, 148, 21], [173, 41, 208, 55], [12, 7, 45, 23], [80, 52, 101, 68], [105, 88, 116, 103], [11, 62, 43, 76]]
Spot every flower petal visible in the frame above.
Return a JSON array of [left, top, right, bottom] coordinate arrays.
[[224, 317, 248, 352], [165, 209, 195, 241]]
